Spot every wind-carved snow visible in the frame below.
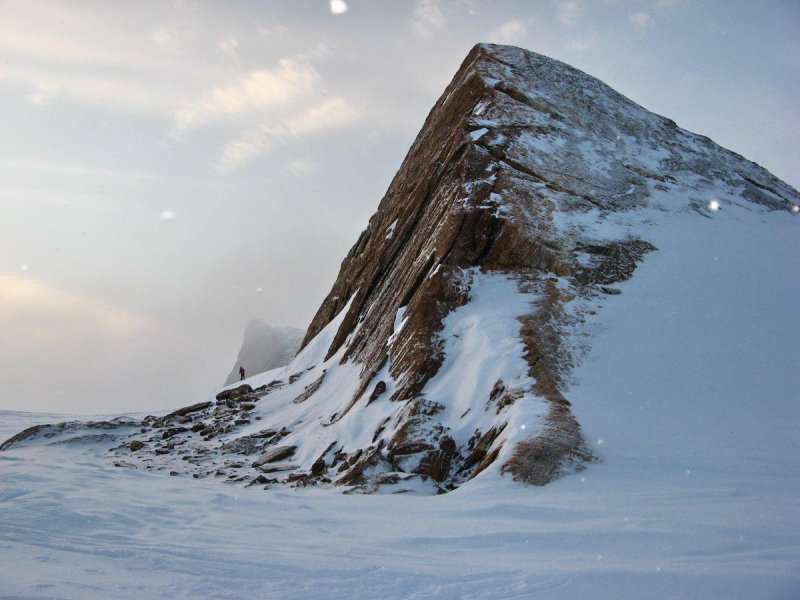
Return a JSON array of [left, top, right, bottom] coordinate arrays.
[[469, 127, 489, 141], [386, 305, 408, 346], [422, 270, 547, 456], [385, 219, 398, 239]]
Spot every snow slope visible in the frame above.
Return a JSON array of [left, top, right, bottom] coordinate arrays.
[[2, 206, 798, 598]]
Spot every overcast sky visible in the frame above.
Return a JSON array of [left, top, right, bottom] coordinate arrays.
[[1, 0, 797, 414]]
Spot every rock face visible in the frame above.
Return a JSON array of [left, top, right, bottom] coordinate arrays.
[[224, 321, 303, 385], [3, 44, 797, 494]]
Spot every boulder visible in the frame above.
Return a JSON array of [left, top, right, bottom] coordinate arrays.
[[252, 446, 297, 468], [215, 385, 253, 402]]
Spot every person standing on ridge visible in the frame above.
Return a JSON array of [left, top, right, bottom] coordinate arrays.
[[239, 366, 246, 381]]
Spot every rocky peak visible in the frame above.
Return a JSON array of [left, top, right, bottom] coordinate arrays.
[[291, 43, 798, 487], [5, 44, 797, 494]]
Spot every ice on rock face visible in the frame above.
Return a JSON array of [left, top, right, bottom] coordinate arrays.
[[385, 219, 398, 239], [469, 127, 489, 141]]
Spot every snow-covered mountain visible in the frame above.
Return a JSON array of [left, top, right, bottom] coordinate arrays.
[[223, 320, 303, 385], [3, 44, 798, 497]]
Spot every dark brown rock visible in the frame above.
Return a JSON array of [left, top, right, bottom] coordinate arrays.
[[417, 435, 457, 482], [463, 424, 507, 472], [163, 402, 212, 420], [0, 425, 48, 451], [161, 427, 187, 440], [252, 445, 297, 468], [254, 462, 298, 474], [367, 380, 387, 404], [336, 441, 385, 486], [311, 457, 327, 477], [573, 240, 657, 287], [293, 372, 326, 404], [215, 385, 253, 401]]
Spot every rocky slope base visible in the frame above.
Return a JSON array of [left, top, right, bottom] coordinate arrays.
[[3, 44, 797, 494]]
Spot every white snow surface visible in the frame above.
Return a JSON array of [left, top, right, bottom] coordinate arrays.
[[2, 207, 798, 597], [469, 127, 489, 141], [385, 218, 399, 240], [421, 271, 548, 455]]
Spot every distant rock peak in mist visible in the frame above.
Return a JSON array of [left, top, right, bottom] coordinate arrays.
[[224, 320, 303, 385]]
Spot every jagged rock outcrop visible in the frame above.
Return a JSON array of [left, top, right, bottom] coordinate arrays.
[[3, 44, 797, 494], [224, 321, 303, 385]]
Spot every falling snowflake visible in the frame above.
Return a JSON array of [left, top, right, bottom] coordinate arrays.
[[20, 264, 29, 272], [256, 287, 263, 293], [707, 199, 720, 212], [792, 205, 799, 214], [330, 0, 347, 15], [160, 211, 176, 221]]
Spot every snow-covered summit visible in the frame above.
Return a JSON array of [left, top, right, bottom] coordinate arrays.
[[3, 44, 798, 495], [467, 44, 796, 214]]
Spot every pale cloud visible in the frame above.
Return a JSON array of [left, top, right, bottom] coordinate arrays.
[[490, 20, 527, 45], [151, 26, 182, 54], [565, 37, 596, 52], [0, 4, 194, 117], [257, 25, 290, 38], [215, 97, 360, 172], [556, 0, 583, 26], [0, 2, 182, 73], [217, 37, 239, 59], [0, 4, 112, 66], [24, 82, 52, 106], [171, 57, 320, 135], [630, 11, 651, 29], [0, 274, 151, 339], [288, 96, 359, 135], [412, 0, 445, 38], [0, 63, 178, 116], [285, 158, 314, 176]]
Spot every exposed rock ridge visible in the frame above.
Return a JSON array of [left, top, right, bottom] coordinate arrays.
[[293, 43, 798, 487], [4, 44, 797, 494]]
